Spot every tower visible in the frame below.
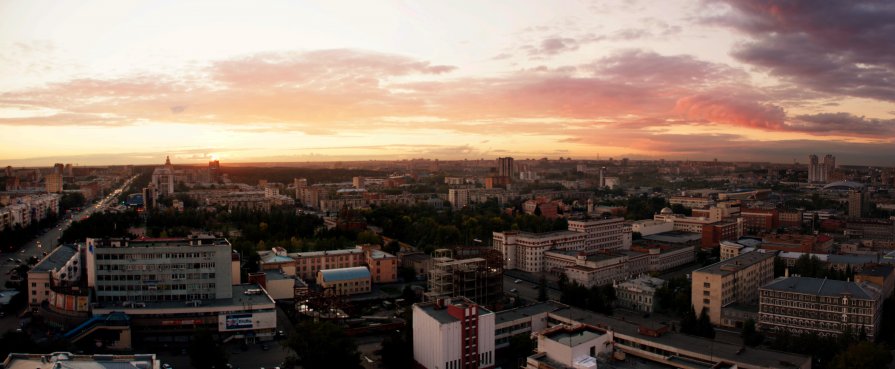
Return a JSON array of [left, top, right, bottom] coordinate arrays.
[[808, 154, 819, 182], [497, 157, 514, 179]]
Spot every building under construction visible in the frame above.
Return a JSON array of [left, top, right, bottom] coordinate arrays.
[[425, 248, 503, 309]]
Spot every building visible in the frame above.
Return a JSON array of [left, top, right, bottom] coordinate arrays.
[[761, 234, 818, 253], [151, 156, 176, 196], [447, 188, 470, 210], [316, 266, 371, 295], [27, 244, 83, 307], [614, 276, 665, 313], [86, 236, 236, 302], [759, 277, 882, 340], [778, 210, 803, 227], [259, 245, 398, 283], [497, 156, 514, 179], [544, 244, 694, 288], [628, 219, 673, 237], [45, 172, 63, 193], [494, 301, 564, 349], [524, 325, 612, 369], [2, 352, 160, 369], [808, 153, 835, 183], [412, 297, 496, 369], [493, 217, 627, 273], [854, 264, 895, 298], [701, 219, 744, 248], [425, 249, 503, 307], [845, 218, 895, 240], [0, 194, 60, 231], [668, 196, 714, 209], [691, 251, 776, 326], [848, 188, 868, 218], [741, 208, 778, 234]]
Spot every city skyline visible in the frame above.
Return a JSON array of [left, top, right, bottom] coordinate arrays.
[[2, 0, 894, 166]]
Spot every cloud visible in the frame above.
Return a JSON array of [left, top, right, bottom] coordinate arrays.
[[789, 113, 895, 136], [673, 95, 785, 130], [707, 0, 895, 101], [526, 37, 581, 56]]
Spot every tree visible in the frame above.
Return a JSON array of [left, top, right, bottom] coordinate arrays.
[[505, 333, 535, 368], [829, 341, 892, 369], [537, 275, 548, 302], [286, 320, 362, 369], [380, 307, 413, 369], [188, 329, 229, 369], [741, 318, 763, 347], [697, 307, 716, 339]]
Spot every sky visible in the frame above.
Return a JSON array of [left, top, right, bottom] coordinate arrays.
[[1, 0, 894, 167]]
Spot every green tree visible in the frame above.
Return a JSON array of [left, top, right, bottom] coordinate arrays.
[[697, 307, 716, 339], [537, 275, 548, 302], [188, 329, 229, 369], [829, 341, 892, 369], [286, 320, 362, 369], [505, 333, 535, 368], [741, 318, 763, 347]]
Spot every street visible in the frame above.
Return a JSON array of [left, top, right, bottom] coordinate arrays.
[[0, 176, 136, 294]]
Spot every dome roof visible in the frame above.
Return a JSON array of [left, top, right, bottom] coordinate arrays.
[[822, 181, 864, 191], [660, 207, 674, 215]]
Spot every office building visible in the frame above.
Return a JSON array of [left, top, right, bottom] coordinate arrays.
[[808, 154, 835, 183], [258, 245, 398, 283], [759, 277, 882, 340], [412, 297, 496, 369], [316, 266, 371, 295], [691, 251, 776, 326]]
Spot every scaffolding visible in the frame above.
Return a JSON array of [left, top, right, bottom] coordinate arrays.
[[425, 248, 503, 308]]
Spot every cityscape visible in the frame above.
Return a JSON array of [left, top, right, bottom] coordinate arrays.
[[2, 2, 895, 369]]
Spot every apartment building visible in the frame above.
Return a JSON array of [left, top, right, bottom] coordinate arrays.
[[669, 196, 714, 209], [759, 277, 883, 340], [741, 208, 778, 234], [0, 194, 60, 231], [691, 251, 776, 326], [413, 297, 496, 369]]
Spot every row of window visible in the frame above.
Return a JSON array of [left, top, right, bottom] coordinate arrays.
[[95, 252, 216, 260]]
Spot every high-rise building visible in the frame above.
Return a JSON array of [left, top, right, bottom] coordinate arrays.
[[64, 163, 73, 176], [208, 160, 221, 181], [497, 157, 514, 180], [807, 153, 835, 182], [447, 188, 470, 210], [45, 172, 63, 193], [151, 156, 176, 196], [848, 189, 868, 218], [53, 163, 64, 174]]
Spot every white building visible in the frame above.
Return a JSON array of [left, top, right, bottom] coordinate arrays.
[[614, 276, 666, 313], [629, 219, 673, 236], [448, 188, 470, 210], [524, 325, 612, 369], [413, 297, 496, 369]]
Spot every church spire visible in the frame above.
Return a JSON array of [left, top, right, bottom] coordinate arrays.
[[165, 156, 172, 167]]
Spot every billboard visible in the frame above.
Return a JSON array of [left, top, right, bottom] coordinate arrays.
[[224, 313, 253, 330]]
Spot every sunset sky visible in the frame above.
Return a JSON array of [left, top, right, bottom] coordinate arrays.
[[1, 0, 894, 166]]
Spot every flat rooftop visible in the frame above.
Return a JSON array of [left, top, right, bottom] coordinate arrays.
[[642, 231, 702, 244], [31, 244, 78, 273], [495, 301, 566, 325], [416, 298, 493, 325], [694, 251, 776, 276], [545, 328, 603, 347], [549, 305, 810, 369]]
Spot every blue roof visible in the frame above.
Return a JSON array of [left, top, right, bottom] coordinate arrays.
[[319, 267, 370, 282]]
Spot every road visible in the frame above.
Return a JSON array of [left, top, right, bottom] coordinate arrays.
[[503, 274, 560, 303], [0, 176, 136, 292]]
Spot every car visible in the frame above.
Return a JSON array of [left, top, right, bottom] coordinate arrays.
[[509, 288, 518, 293], [261, 344, 269, 351], [6, 258, 12, 262], [162, 364, 173, 369], [514, 279, 522, 284]]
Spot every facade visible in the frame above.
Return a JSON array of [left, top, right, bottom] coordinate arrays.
[[629, 219, 673, 236], [27, 244, 84, 308], [848, 189, 868, 218], [808, 154, 836, 183], [668, 196, 714, 209], [741, 208, 778, 234], [316, 266, 371, 295], [701, 219, 744, 248], [614, 276, 665, 313], [854, 264, 895, 299], [691, 251, 776, 326], [545, 244, 693, 288], [259, 245, 397, 283], [0, 194, 60, 231], [524, 325, 611, 369], [412, 297, 496, 369], [497, 156, 514, 179], [759, 277, 882, 340], [45, 173, 63, 193], [493, 217, 627, 273], [845, 218, 895, 240], [86, 236, 234, 302], [151, 156, 176, 196], [761, 234, 817, 253], [447, 188, 470, 210], [778, 210, 803, 227]]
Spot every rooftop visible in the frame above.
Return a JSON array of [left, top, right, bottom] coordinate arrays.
[[31, 244, 78, 273], [3, 352, 158, 369], [318, 266, 371, 282], [642, 231, 702, 244], [762, 277, 881, 300], [416, 297, 493, 324], [495, 301, 566, 325], [545, 327, 604, 347], [694, 250, 776, 276], [291, 248, 364, 258], [858, 264, 894, 278]]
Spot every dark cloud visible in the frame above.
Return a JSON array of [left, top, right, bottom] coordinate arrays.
[[790, 112, 895, 135], [708, 0, 895, 101]]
